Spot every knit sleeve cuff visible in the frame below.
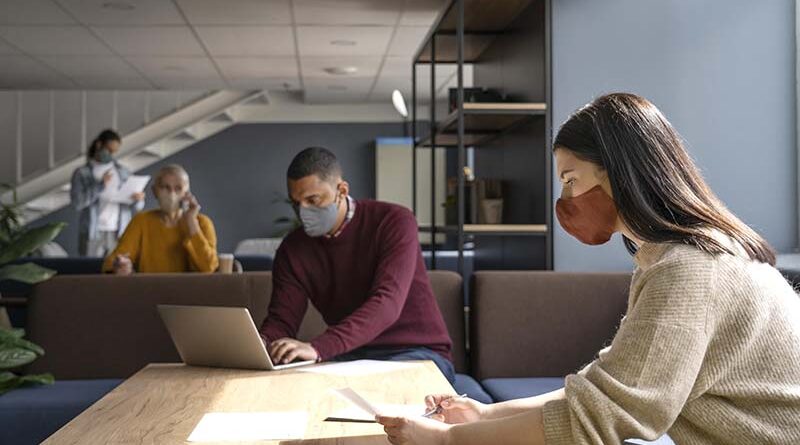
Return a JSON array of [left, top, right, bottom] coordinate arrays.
[[542, 398, 574, 445], [184, 230, 208, 249], [310, 333, 345, 362]]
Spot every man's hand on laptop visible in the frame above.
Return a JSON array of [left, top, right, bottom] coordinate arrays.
[[268, 338, 319, 364]]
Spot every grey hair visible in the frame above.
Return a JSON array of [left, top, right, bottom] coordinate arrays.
[[153, 164, 190, 188]]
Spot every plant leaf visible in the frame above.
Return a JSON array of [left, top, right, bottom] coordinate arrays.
[[0, 373, 23, 395], [0, 371, 53, 395], [0, 328, 25, 340], [0, 222, 66, 265], [0, 336, 45, 356], [0, 263, 57, 284], [19, 373, 54, 386], [0, 347, 38, 369]]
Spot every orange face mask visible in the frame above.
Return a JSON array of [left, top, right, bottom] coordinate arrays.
[[555, 185, 618, 245]]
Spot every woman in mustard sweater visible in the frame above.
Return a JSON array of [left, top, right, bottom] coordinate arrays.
[[103, 164, 219, 274]]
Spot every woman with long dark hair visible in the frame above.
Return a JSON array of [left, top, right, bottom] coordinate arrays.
[[376, 93, 800, 444], [70, 129, 144, 257]]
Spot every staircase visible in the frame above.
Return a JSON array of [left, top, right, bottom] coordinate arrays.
[[0, 90, 267, 224]]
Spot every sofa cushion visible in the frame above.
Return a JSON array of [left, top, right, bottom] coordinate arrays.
[[0, 378, 122, 445], [471, 271, 631, 379], [452, 374, 493, 404], [234, 255, 273, 272], [481, 377, 564, 402]]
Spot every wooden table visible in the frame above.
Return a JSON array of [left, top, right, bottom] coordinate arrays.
[[42, 361, 454, 445]]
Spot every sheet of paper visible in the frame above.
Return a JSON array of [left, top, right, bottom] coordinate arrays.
[[328, 404, 427, 422], [297, 360, 416, 377], [333, 388, 381, 417], [187, 412, 307, 442], [112, 175, 151, 204]]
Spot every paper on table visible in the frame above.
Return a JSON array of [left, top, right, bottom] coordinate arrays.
[[298, 360, 416, 377], [333, 388, 381, 417], [187, 412, 307, 442], [112, 175, 150, 205], [328, 404, 427, 423]]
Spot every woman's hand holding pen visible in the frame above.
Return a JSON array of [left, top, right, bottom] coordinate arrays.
[[376, 394, 486, 445], [423, 394, 485, 424]]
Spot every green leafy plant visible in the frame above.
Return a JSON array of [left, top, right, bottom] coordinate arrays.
[[0, 183, 65, 394], [0, 183, 66, 285], [0, 328, 53, 395]]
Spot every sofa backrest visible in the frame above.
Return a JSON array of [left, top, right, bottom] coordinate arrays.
[[470, 271, 631, 379], [26, 273, 318, 379], [426, 271, 466, 373], [27, 270, 465, 379]]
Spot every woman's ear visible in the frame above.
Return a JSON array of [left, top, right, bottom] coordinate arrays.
[[595, 168, 614, 198]]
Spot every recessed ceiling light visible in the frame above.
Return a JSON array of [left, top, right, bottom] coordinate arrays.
[[327, 85, 348, 91], [324, 66, 358, 76], [102, 1, 136, 11], [330, 39, 357, 46]]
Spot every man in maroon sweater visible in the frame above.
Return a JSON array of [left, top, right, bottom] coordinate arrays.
[[259, 147, 455, 382]]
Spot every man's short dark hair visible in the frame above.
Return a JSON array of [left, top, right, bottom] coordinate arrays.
[[287, 147, 343, 183]]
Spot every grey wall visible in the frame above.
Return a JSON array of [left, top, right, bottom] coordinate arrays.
[[552, 0, 796, 271], [35, 122, 404, 256]]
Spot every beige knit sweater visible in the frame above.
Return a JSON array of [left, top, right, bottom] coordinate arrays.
[[543, 237, 800, 445]]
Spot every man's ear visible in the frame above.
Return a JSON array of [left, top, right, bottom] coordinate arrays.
[[338, 180, 350, 197]]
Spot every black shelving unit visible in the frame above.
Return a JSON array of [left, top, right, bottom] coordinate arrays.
[[411, 0, 553, 277]]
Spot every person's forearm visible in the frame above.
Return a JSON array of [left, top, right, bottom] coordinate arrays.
[[186, 216, 201, 236], [484, 388, 565, 420], [448, 408, 547, 445]]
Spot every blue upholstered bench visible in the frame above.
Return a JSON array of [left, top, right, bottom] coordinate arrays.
[[453, 373, 493, 404], [481, 377, 565, 402], [0, 379, 122, 445]]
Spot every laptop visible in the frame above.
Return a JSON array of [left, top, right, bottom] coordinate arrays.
[[157, 305, 315, 371]]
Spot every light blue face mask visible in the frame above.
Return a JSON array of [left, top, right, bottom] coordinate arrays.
[[95, 148, 113, 164], [298, 194, 342, 237]]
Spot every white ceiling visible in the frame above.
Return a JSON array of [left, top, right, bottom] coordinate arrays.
[[0, 0, 466, 104]]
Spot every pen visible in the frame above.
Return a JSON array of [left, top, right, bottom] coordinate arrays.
[[422, 393, 468, 418]]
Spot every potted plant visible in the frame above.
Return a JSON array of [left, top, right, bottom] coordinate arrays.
[[272, 195, 301, 238], [0, 328, 53, 395], [0, 184, 65, 394]]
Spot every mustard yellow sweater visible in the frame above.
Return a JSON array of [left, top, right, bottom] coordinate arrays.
[[544, 236, 800, 444], [103, 209, 219, 273]]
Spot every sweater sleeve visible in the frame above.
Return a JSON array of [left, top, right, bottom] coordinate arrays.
[[542, 259, 717, 445], [102, 214, 143, 272], [70, 167, 104, 211], [310, 208, 419, 360], [259, 245, 309, 344], [183, 215, 219, 273]]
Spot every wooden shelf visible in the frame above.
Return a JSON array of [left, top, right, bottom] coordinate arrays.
[[420, 224, 549, 236], [417, 102, 546, 147], [415, 0, 533, 63]]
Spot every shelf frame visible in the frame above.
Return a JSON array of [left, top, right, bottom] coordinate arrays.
[[420, 224, 549, 236], [412, 0, 553, 274], [415, 102, 547, 148]]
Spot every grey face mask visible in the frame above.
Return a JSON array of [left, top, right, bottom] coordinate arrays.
[[96, 148, 113, 164], [298, 195, 342, 237]]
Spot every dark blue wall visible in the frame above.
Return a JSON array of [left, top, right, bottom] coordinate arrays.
[[35, 122, 404, 255]]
